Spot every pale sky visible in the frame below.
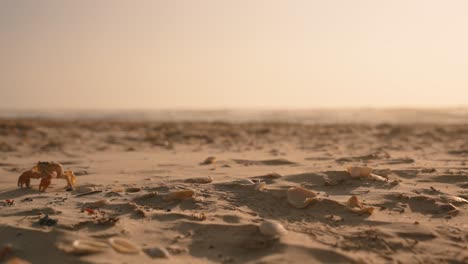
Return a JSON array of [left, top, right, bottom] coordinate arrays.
[[1, 0, 467, 110]]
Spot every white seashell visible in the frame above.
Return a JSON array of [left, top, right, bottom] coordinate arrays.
[[109, 237, 140, 254], [287, 187, 318, 209], [259, 220, 287, 236], [231, 179, 255, 185], [72, 239, 108, 254]]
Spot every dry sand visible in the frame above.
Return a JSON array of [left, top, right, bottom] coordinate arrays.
[[0, 119, 467, 263]]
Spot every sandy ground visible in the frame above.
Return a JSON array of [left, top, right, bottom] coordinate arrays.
[[0, 119, 467, 263]]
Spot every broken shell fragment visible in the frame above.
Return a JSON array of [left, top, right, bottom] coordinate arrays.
[[439, 195, 468, 204], [347, 166, 387, 181], [109, 237, 140, 254], [184, 176, 213, 184], [163, 190, 194, 202], [259, 220, 287, 236], [287, 187, 318, 209], [347, 196, 374, 215], [347, 166, 372, 178], [72, 239, 108, 254]]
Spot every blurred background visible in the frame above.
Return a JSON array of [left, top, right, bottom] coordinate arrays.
[[1, 0, 467, 113]]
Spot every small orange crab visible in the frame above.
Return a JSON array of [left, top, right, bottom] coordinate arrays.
[[17, 161, 76, 192]]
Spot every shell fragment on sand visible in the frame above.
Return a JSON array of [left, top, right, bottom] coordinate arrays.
[[347, 196, 374, 215], [109, 237, 140, 254], [72, 240, 108, 254], [287, 187, 319, 209], [439, 195, 468, 204], [163, 190, 195, 202], [259, 220, 288, 236], [346, 166, 387, 181]]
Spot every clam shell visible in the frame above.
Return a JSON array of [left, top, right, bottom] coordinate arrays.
[[163, 190, 194, 201], [231, 179, 255, 185], [185, 176, 213, 184], [72, 239, 108, 254], [287, 187, 318, 208], [347, 166, 372, 178], [259, 220, 287, 236], [109, 237, 140, 254]]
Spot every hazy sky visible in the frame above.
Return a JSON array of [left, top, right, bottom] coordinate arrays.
[[1, 0, 467, 110]]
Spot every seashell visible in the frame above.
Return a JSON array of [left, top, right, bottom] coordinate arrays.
[[259, 220, 287, 236], [347, 195, 364, 208], [109, 237, 140, 254], [254, 182, 267, 191], [287, 187, 318, 209], [347, 166, 373, 178], [231, 179, 256, 185], [185, 176, 213, 184], [347, 196, 374, 215], [163, 190, 194, 201], [347, 166, 387, 181], [82, 199, 108, 209], [144, 247, 170, 258], [439, 195, 468, 204], [72, 239, 108, 254]]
